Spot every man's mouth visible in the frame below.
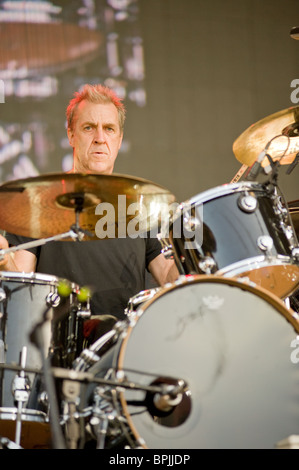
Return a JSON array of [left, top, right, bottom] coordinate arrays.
[[92, 151, 107, 156]]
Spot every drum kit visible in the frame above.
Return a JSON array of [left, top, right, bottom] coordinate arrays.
[[0, 106, 298, 449]]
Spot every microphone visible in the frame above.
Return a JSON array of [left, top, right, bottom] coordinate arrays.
[[246, 149, 267, 180], [290, 26, 299, 40], [263, 153, 275, 175]]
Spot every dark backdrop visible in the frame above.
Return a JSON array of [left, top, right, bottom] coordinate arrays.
[[0, 0, 298, 205]]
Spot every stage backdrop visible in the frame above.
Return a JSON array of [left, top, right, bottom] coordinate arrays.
[[0, 0, 298, 206]]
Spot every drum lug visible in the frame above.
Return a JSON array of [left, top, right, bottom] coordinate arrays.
[[237, 194, 258, 213], [292, 247, 299, 261], [46, 291, 61, 307], [257, 235, 274, 252], [183, 214, 201, 232], [198, 256, 217, 274], [161, 246, 174, 260]]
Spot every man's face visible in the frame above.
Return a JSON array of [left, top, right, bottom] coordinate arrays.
[[67, 100, 123, 174]]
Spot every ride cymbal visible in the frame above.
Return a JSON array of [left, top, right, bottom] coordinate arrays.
[[0, 173, 176, 240], [233, 106, 299, 167]]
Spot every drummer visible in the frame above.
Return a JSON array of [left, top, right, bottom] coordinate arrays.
[[0, 84, 179, 335]]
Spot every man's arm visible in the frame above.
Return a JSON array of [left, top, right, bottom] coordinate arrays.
[[148, 253, 179, 287], [0, 234, 37, 272]]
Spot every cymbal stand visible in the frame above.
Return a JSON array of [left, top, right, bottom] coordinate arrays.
[[0, 195, 95, 260], [0, 229, 79, 262], [89, 387, 122, 450], [12, 347, 30, 447], [30, 318, 67, 449], [0, 228, 87, 262], [62, 380, 81, 450], [26, 199, 93, 449]]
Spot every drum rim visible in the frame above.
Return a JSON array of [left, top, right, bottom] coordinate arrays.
[[0, 270, 79, 289], [118, 274, 299, 448], [130, 275, 299, 328], [187, 181, 263, 206], [125, 287, 161, 316], [216, 255, 299, 281], [168, 181, 266, 226], [217, 259, 299, 299]]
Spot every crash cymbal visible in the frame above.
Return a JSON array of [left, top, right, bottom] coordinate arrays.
[[233, 106, 299, 167], [0, 173, 176, 240]]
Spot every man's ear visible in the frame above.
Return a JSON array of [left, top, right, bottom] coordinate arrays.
[[67, 127, 74, 147], [118, 132, 123, 150]]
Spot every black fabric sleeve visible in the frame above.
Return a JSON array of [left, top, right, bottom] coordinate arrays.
[[5, 232, 39, 257], [145, 234, 162, 269]]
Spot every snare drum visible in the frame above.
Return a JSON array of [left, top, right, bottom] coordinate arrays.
[[0, 271, 81, 449], [79, 275, 299, 449], [163, 182, 299, 299]]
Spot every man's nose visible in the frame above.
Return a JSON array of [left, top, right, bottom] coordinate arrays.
[[94, 127, 105, 143]]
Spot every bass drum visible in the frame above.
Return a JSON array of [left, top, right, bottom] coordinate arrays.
[[82, 275, 299, 449]]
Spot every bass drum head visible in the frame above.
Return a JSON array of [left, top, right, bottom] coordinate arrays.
[[118, 276, 299, 449]]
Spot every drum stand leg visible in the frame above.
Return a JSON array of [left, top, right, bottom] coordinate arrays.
[[88, 389, 126, 450], [62, 380, 81, 449], [93, 416, 109, 450], [0, 437, 23, 449], [11, 347, 30, 447]]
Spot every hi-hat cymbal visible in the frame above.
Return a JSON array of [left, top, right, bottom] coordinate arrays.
[[233, 106, 299, 167], [0, 173, 176, 240]]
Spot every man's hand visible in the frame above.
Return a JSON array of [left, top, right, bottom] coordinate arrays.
[[0, 234, 37, 273], [0, 234, 11, 270], [148, 253, 179, 287]]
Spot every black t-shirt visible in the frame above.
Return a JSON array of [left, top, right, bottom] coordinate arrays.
[[5, 233, 162, 320]]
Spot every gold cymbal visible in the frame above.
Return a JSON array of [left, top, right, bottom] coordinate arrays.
[[0, 173, 176, 240], [233, 106, 299, 167]]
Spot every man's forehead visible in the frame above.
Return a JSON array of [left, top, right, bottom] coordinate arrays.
[[76, 100, 119, 122]]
